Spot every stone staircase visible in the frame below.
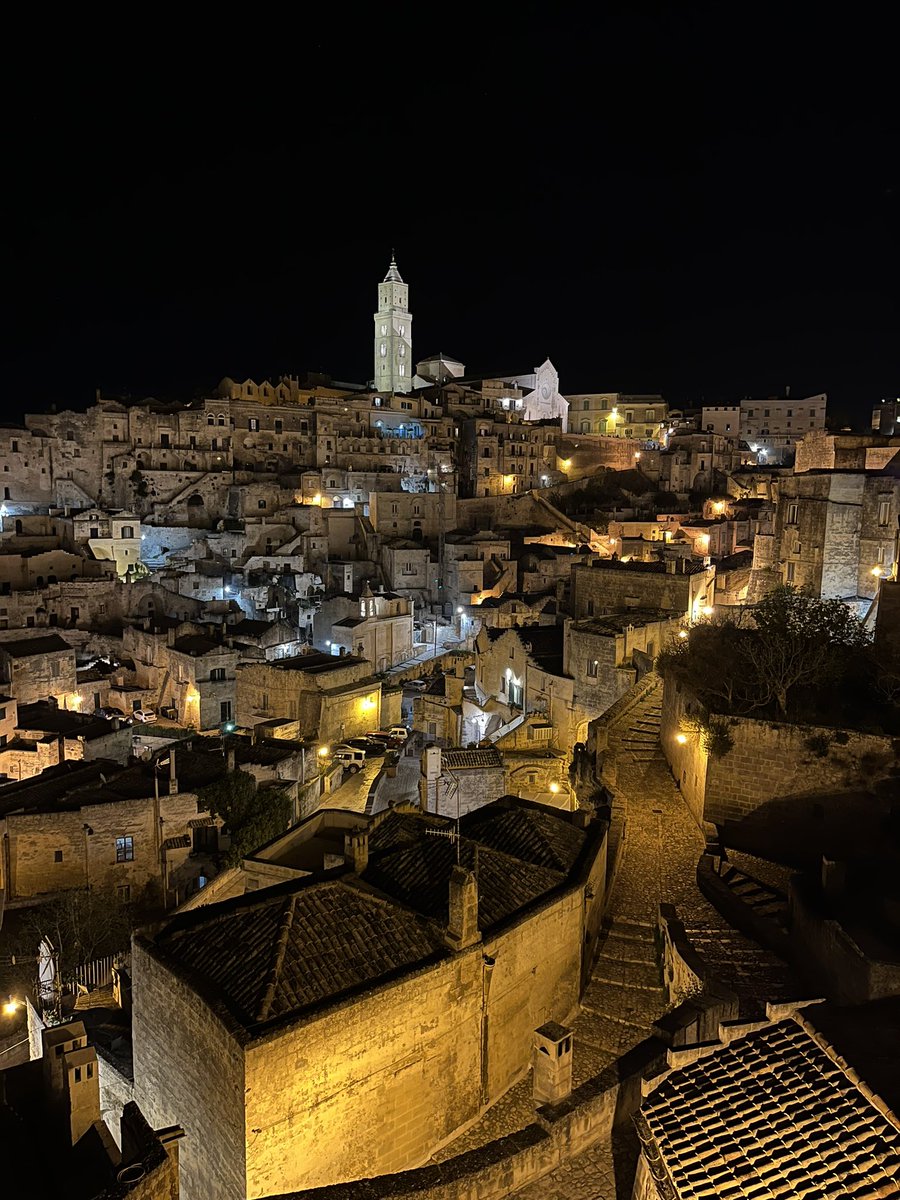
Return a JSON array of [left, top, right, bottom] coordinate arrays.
[[618, 696, 662, 763], [571, 916, 666, 1084], [716, 862, 789, 931]]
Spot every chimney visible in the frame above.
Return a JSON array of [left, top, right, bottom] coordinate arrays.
[[446, 866, 481, 951], [344, 829, 368, 873], [168, 749, 178, 795], [532, 1022, 574, 1106]]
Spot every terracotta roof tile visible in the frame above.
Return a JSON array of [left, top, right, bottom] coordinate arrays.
[[637, 1017, 900, 1199]]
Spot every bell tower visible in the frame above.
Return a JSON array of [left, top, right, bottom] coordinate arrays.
[[374, 253, 413, 393]]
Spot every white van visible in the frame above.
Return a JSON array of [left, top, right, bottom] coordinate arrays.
[[332, 745, 367, 774]]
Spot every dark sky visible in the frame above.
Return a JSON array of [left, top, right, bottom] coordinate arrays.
[[6, 7, 897, 427]]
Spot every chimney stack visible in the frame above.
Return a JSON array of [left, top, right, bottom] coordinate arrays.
[[445, 866, 481, 951], [344, 829, 369, 873]]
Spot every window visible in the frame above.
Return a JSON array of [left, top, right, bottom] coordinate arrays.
[[218, 415, 226, 426], [249, 418, 259, 432], [117, 885, 131, 902], [786, 502, 799, 525], [586, 600, 595, 616], [220, 700, 233, 722], [258, 499, 267, 509], [786, 562, 795, 584], [116, 836, 134, 863], [160, 433, 170, 448], [54, 850, 63, 862], [210, 667, 226, 681], [399, 364, 405, 377], [583, 400, 590, 410], [275, 420, 283, 434], [878, 499, 891, 526], [645, 410, 655, 422], [120, 526, 134, 538], [207, 414, 215, 425], [587, 660, 599, 678]]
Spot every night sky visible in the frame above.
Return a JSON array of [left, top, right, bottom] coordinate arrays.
[[6, 8, 897, 427]]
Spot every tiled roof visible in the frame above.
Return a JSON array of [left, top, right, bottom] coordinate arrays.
[[153, 880, 446, 1032], [442, 748, 502, 770], [0, 634, 73, 658], [362, 836, 565, 929], [162, 834, 191, 851], [463, 805, 586, 873], [363, 802, 588, 930], [637, 1015, 900, 1200]]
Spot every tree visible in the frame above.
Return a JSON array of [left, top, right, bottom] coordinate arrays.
[[657, 586, 873, 722], [743, 587, 870, 718], [18, 887, 135, 978], [198, 769, 293, 866]]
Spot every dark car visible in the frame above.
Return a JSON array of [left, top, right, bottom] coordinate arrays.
[[345, 737, 386, 757], [95, 707, 133, 725]]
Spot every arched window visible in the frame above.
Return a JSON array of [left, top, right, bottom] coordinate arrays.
[[580, 420, 590, 433], [121, 526, 134, 538]]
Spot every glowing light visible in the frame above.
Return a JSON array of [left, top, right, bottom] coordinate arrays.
[[318, 745, 330, 757], [702, 605, 714, 616], [361, 697, 377, 712], [312, 493, 321, 505], [561, 459, 571, 470], [871, 566, 884, 577], [676, 733, 688, 745], [2, 998, 18, 1017], [611, 407, 618, 418], [713, 501, 725, 514], [456, 606, 463, 614], [678, 630, 688, 640], [634, 451, 641, 461], [549, 782, 560, 794]]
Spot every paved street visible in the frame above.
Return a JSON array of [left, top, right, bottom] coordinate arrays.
[[432, 676, 797, 1197]]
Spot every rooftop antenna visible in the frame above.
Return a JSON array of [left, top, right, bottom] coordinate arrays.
[[424, 770, 461, 863]]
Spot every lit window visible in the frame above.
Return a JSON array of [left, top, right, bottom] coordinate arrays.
[[115, 836, 134, 863], [587, 660, 599, 678], [380, 343, 387, 358], [399, 364, 405, 377]]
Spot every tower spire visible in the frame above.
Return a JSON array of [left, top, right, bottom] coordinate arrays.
[[383, 252, 404, 284]]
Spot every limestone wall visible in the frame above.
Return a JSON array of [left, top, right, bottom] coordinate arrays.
[[244, 954, 484, 1195], [132, 938, 247, 1200], [661, 677, 897, 829]]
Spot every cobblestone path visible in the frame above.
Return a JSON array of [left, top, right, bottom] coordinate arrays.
[[438, 677, 797, 1196]]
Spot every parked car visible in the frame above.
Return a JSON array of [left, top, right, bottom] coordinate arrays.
[[345, 737, 386, 757], [366, 730, 405, 749], [404, 679, 428, 691], [132, 709, 157, 723], [95, 706, 133, 725], [332, 745, 367, 773]]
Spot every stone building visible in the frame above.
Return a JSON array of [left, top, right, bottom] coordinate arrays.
[[738, 391, 828, 463], [566, 392, 667, 440], [131, 799, 608, 1198], [0, 633, 78, 706], [564, 612, 680, 713], [0, 747, 229, 908], [457, 414, 560, 498], [570, 559, 715, 623], [0, 700, 132, 783], [369, 489, 457, 544], [0, 1020, 182, 1199], [235, 651, 382, 743], [749, 467, 900, 604], [796, 428, 900, 473], [314, 583, 415, 672], [418, 744, 507, 816]]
